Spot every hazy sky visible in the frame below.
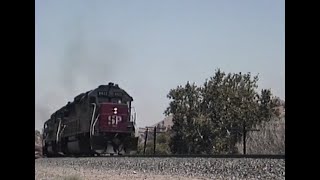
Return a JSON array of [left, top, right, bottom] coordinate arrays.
[[35, 0, 285, 131]]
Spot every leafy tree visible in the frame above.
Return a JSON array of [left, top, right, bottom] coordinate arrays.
[[165, 69, 280, 154], [164, 82, 201, 154]]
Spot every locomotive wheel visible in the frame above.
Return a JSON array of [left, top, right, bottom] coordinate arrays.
[[117, 144, 126, 155]]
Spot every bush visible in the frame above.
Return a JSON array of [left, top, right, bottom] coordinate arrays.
[[137, 132, 172, 155]]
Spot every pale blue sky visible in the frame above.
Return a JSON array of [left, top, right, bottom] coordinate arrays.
[[35, 0, 285, 130]]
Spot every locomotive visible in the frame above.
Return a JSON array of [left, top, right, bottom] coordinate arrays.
[[42, 82, 138, 157]]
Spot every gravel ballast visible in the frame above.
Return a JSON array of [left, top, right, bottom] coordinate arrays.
[[35, 157, 285, 180]]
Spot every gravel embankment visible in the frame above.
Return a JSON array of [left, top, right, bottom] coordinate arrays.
[[35, 157, 285, 180]]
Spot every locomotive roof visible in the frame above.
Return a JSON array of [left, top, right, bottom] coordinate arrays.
[[94, 82, 133, 101], [44, 82, 133, 124]]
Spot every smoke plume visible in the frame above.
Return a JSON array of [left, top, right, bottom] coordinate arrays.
[[36, 4, 129, 129]]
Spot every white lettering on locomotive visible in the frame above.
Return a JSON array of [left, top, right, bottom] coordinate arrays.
[[98, 91, 108, 96], [107, 115, 122, 125]]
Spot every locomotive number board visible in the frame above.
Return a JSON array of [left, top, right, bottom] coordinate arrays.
[[98, 91, 123, 97], [98, 91, 108, 96]]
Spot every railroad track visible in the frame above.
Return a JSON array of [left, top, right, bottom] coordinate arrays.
[[43, 154, 285, 159], [37, 154, 285, 179]]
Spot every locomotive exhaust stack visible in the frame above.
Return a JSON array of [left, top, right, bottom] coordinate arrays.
[[42, 83, 138, 157]]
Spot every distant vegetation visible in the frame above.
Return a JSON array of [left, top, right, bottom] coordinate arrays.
[[137, 131, 171, 155], [236, 113, 285, 154], [35, 130, 43, 158], [163, 69, 284, 155]]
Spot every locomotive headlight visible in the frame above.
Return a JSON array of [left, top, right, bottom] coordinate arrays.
[[113, 107, 118, 114]]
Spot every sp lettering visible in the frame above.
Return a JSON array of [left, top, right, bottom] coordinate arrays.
[[108, 115, 122, 126]]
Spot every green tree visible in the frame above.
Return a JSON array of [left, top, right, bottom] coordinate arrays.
[[164, 82, 201, 154], [165, 69, 280, 154]]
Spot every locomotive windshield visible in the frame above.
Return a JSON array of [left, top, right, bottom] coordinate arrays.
[[98, 97, 125, 104], [95, 85, 133, 112], [110, 98, 123, 104]]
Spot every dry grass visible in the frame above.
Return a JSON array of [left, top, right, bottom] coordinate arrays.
[[236, 115, 285, 154]]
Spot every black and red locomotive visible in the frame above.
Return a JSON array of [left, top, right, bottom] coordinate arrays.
[[42, 82, 138, 157]]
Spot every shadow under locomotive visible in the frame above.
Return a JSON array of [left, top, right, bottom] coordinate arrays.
[[42, 82, 139, 157]]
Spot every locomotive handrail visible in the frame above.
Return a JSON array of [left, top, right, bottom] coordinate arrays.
[[91, 114, 100, 136], [131, 107, 137, 125], [90, 103, 97, 138], [60, 125, 66, 136], [56, 119, 62, 143]]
